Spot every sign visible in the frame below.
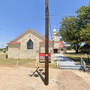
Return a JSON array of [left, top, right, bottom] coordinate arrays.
[[39, 53, 51, 63]]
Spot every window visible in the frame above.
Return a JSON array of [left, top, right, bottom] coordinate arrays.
[[27, 39, 33, 49]]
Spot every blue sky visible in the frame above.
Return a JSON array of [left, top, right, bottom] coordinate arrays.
[[0, 0, 89, 48]]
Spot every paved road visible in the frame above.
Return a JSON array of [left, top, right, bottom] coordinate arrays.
[[53, 54, 82, 70]]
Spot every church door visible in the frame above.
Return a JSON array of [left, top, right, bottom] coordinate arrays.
[[54, 49, 58, 53]]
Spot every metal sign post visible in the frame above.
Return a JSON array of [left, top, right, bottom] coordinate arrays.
[[45, 0, 49, 85]]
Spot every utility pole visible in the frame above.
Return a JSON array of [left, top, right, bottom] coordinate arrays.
[[45, 0, 49, 85]]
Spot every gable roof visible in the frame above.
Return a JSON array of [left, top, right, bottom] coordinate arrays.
[[9, 29, 45, 44], [8, 41, 20, 45]]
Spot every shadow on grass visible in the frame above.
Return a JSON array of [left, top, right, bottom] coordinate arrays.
[[66, 56, 90, 70], [65, 52, 90, 64], [66, 52, 90, 55]]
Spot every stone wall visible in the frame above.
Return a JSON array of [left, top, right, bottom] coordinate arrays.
[[8, 32, 43, 59], [8, 47, 20, 59]]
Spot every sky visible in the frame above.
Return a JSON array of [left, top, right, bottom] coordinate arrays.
[[0, 0, 89, 48]]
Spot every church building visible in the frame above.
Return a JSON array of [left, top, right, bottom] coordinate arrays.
[[8, 28, 66, 59]]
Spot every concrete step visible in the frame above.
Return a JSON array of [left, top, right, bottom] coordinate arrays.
[[55, 55, 84, 70], [59, 62, 78, 66], [59, 65, 82, 70]]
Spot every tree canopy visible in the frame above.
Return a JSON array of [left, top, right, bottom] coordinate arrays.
[[80, 23, 90, 44], [58, 4, 90, 53]]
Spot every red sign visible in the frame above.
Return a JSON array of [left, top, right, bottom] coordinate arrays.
[[39, 53, 51, 63]]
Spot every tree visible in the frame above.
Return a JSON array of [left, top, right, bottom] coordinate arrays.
[[80, 23, 90, 44], [76, 4, 90, 44], [58, 4, 90, 53], [59, 16, 81, 53], [76, 4, 90, 26]]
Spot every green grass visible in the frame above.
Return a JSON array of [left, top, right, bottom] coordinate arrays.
[[64, 53, 90, 68], [0, 53, 57, 68], [0, 54, 35, 66]]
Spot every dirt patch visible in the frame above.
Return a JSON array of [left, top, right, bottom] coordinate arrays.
[[57, 70, 90, 90], [72, 70, 90, 86], [0, 67, 90, 90]]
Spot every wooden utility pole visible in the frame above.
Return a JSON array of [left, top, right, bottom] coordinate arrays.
[[45, 0, 49, 85]]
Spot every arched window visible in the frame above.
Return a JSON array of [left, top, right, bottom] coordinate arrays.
[[27, 39, 33, 49]]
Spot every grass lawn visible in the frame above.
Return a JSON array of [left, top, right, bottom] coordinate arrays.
[[64, 53, 90, 68], [0, 53, 57, 68]]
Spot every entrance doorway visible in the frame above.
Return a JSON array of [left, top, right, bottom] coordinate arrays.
[[53, 49, 58, 53]]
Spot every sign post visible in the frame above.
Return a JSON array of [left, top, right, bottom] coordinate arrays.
[[45, 0, 49, 85]]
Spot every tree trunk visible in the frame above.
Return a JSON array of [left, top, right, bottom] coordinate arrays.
[[76, 49, 79, 54], [73, 43, 80, 54], [75, 44, 79, 54]]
